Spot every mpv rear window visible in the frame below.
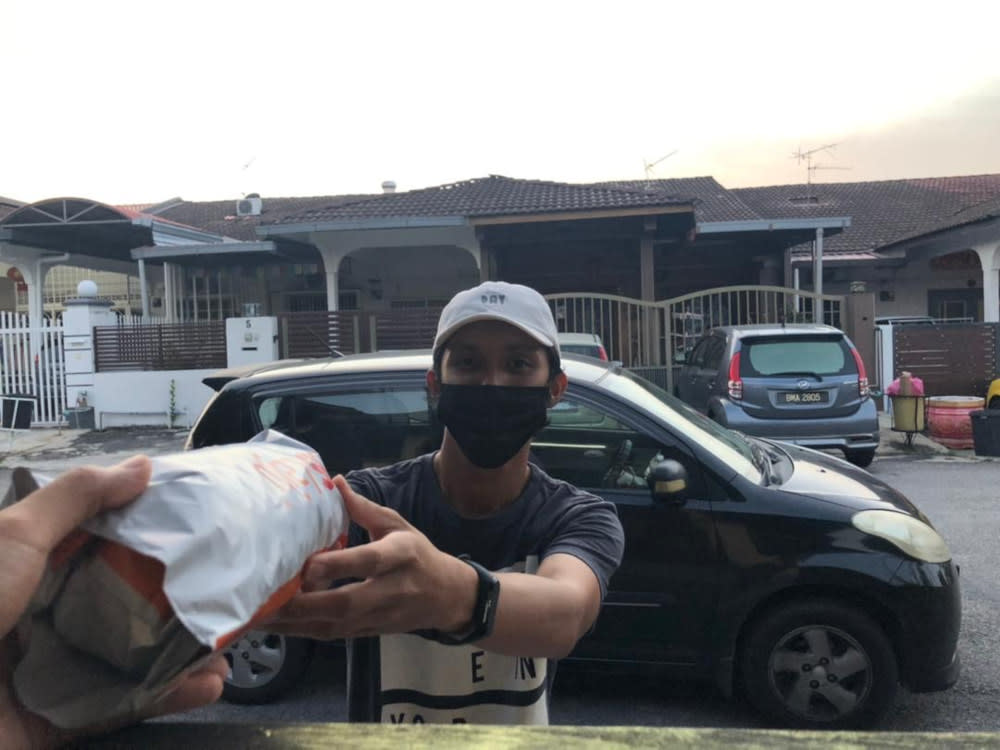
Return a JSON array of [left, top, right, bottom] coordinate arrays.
[[740, 335, 854, 377]]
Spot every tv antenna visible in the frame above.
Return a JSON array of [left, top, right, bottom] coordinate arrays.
[[792, 143, 850, 190], [643, 150, 679, 187]]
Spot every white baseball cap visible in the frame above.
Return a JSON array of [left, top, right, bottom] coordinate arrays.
[[433, 281, 561, 360]]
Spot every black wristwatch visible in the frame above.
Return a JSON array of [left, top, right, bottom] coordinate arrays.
[[435, 555, 501, 646]]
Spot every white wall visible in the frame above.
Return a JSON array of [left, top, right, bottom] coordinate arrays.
[[92, 369, 219, 429]]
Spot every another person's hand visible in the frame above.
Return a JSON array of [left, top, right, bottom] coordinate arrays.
[[269, 475, 476, 640], [0, 457, 227, 750]]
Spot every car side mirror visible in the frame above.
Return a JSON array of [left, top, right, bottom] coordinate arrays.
[[647, 458, 689, 503]]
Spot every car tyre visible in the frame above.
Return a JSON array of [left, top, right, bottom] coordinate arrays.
[[740, 598, 898, 729], [222, 630, 314, 704], [989, 397, 1000, 410], [843, 448, 875, 468]]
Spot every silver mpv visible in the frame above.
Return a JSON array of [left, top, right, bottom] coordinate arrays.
[[676, 323, 879, 466]]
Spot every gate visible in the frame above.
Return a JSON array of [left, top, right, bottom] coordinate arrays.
[[277, 309, 441, 358], [0, 311, 66, 426], [546, 286, 844, 392], [878, 322, 999, 400]]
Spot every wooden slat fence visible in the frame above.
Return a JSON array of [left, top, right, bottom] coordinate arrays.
[[94, 321, 227, 371], [368, 309, 442, 352], [892, 322, 999, 398], [278, 312, 360, 358]]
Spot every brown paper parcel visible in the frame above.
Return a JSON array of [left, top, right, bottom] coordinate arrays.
[[3, 430, 346, 730]]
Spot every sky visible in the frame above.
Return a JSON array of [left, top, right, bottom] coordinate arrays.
[[3, 0, 1000, 205]]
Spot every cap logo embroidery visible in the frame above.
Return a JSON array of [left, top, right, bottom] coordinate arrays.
[[481, 294, 506, 305]]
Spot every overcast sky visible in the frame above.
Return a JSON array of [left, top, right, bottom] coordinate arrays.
[[3, 0, 999, 205]]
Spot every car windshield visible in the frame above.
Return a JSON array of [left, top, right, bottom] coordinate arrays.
[[609, 368, 760, 481]]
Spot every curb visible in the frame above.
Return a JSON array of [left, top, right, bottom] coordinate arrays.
[[876, 413, 994, 461]]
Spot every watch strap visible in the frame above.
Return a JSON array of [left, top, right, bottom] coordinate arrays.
[[432, 554, 500, 646]]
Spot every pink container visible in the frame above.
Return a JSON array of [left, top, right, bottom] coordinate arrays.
[[926, 396, 985, 449]]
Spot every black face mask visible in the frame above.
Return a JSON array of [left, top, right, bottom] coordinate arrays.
[[436, 384, 551, 469]]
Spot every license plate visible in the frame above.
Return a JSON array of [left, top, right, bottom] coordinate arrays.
[[779, 390, 828, 404]]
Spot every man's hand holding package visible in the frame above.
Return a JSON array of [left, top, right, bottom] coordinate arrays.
[[272, 476, 603, 659], [0, 457, 226, 749], [271, 475, 478, 640]]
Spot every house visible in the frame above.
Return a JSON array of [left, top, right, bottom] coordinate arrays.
[[2, 173, 998, 329], [732, 174, 1000, 322]]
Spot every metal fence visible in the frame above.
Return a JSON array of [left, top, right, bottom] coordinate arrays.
[[87, 287, 846, 387], [546, 286, 844, 392], [0, 311, 66, 426]]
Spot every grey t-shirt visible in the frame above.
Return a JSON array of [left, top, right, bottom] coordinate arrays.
[[344, 453, 624, 724]]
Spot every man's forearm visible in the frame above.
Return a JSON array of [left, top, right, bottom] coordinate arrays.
[[472, 557, 600, 658]]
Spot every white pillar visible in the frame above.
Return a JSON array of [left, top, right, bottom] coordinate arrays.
[[813, 228, 824, 322], [973, 242, 1000, 323], [813, 228, 825, 295], [138, 259, 150, 317], [163, 262, 175, 322], [62, 285, 117, 414], [192, 273, 199, 322], [325, 268, 340, 311], [640, 226, 658, 364]]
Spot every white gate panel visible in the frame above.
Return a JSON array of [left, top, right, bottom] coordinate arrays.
[[0, 311, 67, 426]]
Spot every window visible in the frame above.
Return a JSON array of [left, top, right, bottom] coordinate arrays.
[[533, 392, 695, 492], [702, 337, 726, 370], [687, 338, 710, 367], [255, 385, 435, 474], [740, 335, 852, 377]]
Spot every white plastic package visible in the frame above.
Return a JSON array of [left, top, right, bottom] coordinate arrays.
[[4, 430, 346, 729]]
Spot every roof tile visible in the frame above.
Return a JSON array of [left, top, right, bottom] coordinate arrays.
[[593, 176, 762, 223], [262, 175, 692, 226], [733, 174, 1000, 257]]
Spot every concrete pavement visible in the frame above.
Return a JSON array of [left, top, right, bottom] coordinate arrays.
[[0, 424, 189, 473]]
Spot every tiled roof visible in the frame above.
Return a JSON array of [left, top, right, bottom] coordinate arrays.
[[593, 176, 762, 223], [152, 195, 374, 241], [734, 174, 1000, 257], [891, 194, 1000, 247], [262, 175, 693, 226]]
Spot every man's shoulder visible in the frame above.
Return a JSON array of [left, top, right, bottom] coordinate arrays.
[[528, 465, 615, 511], [346, 454, 433, 492]]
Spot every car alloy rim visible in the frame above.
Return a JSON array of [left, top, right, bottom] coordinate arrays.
[[766, 624, 872, 722], [225, 630, 286, 688]]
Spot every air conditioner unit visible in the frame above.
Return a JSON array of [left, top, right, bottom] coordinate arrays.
[[236, 196, 262, 216]]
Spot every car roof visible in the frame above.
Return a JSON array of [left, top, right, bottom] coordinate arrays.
[[208, 350, 616, 392], [711, 323, 844, 338]]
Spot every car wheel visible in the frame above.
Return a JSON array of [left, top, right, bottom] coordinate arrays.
[[221, 630, 314, 704], [740, 599, 898, 729], [843, 448, 875, 468], [990, 397, 1000, 410]]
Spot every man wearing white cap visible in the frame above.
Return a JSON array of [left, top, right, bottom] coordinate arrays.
[[273, 281, 624, 725]]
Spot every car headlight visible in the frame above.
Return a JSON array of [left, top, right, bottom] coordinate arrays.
[[852, 510, 952, 563]]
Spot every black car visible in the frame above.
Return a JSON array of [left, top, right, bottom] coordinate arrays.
[[187, 351, 960, 729]]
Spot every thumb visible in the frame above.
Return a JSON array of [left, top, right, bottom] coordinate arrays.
[[10, 455, 152, 554], [332, 474, 408, 539]]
